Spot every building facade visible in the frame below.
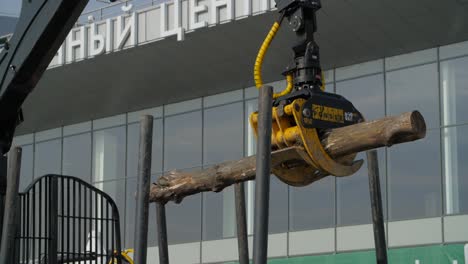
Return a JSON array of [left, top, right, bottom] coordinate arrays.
[[6, 0, 468, 263]]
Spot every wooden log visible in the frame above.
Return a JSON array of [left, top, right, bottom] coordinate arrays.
[[150, 111, 426, 204]]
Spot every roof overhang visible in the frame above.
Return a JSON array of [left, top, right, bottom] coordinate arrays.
[[16, 0, 468, 134]]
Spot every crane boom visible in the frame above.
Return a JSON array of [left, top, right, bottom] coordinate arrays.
[[0, 0, 97, 155]]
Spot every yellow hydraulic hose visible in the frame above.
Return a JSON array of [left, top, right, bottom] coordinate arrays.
[[254, 19, 293, 99]]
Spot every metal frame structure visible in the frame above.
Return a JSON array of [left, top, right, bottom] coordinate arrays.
[[6, 174, 123, 264]]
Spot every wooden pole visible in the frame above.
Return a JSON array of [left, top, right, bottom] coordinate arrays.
[[149, 111, 426, 204]]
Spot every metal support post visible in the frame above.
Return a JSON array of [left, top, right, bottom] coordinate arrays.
[[235, 183, 249, 264], [156, 202, 169, 264], [253, 85, 273, 264], [134, 115, 153, 264], [0, 147, 21, 264], [367, 150, 388, 264]]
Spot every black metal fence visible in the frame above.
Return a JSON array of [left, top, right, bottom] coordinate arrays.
[[12, 174, 122, 264]]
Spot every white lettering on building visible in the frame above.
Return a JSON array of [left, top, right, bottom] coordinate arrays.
[[189, 0, 208, 30], [161, 0, 185, 41], [50, 0, 276, 67], [66, 26, 87, 63], [262, 0, 270, 12], [89, 23, 105, 57], [244, 0, 252, 16], [115, 12, 137, 50], [210, 0, 234, 24]]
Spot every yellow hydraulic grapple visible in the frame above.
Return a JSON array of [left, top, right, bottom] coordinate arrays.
[[249, 96, 364, 187], [250, 0, 364, 187]]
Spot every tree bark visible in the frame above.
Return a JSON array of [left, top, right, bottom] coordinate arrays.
[[150, 111, 426, 204]]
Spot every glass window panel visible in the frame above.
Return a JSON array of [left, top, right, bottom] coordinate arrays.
[[167, 193, 202, 244], [388, 130, 441, 220], [289, 176, 334, 231], [335, 74, 386, 226], [203, 186, 236, 240], [95, 179, 126, 235], [337, 149, 386, 226], [125, 177, 137, 248], [245, 99, 258, 157], [18, 144, 33, 191], [93, 126, 126, 182], [336, 74, 385, 121], [127, 119, 163, 178], [34, 139, 61, 178], [63, 133, 92, 182], [202, 103, 243, 240], [203, 102, 244, 165], [386, 63, 439, 129], [442, 125, 468, 215], [164, 111, 202, 171], [268, 175, 288, 233], [440, 57, 468, 126]]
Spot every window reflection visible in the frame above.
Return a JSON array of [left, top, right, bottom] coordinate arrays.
[[290, 177, 334, 231], [95, 179, 126, 235], [203, 103, 243, 240], [386, 63, 439, 128], [336, 74, 386, 226], [388, 130, 441, 220], [336, 74, 385, 121], [166, 192, 202, 244], [127, 119, 163, 178], [93, 127, 126, 182], [164, 111, 202, 171], [440, 57, 468, 126], [336, 149, 386, 226], [203, 187, 236, 240], [18, 144, 33, 191], [63, 133, 92, 182], [125, 177, 137, 248], [203, 103, 243, 165], [34, 139, 61, 177], [442, 125, 468, 215]]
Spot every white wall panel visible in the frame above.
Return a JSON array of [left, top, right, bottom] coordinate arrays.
[[202, 238, 239, 263], [169, 242, 201, 264], [388, 217, 442, 247], [444, 215, 468, 243], [289, 228, 335, 256], [337, 224, 375, 251]]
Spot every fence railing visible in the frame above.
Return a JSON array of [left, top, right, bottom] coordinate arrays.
[[12, 174, 123, 264]]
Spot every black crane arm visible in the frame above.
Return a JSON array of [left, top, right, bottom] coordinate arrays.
[[0, 0, 113, 155]]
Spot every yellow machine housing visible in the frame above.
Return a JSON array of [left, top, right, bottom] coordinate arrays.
[[250, 98, 363, 187]]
